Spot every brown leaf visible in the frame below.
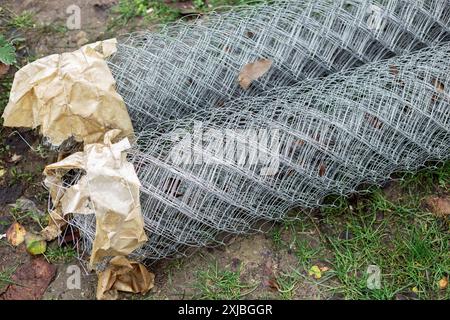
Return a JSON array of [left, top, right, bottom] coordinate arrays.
[[0, 63, 10, 77], [96, 256, 155, 300], [389, 65, 399, 76], [25, 233, 47, 255], [6, 222, 26, 246], [6, 153, 22, 163], [223, 45, 232, 53], [431, 93, 439, 103], [216, 99, 225, 108], [238, 58, 273, 90], [245, 31, 255, 38], [365, 113, 383, 129], [266, 278, 280, 292], [318, 163, 326, 177], [438, 277, 448, 290], [0, 258, 56, 300], [424, 196, 450, 217], [432, 78, 445, 93]]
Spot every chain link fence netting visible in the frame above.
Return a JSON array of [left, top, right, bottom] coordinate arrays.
[[73, 41, 450, 262], [107, 0, 450, 131]]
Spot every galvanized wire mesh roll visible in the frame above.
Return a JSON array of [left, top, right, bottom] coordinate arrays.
[[107, 0, 450, 130], [73, 43, 450, 262]]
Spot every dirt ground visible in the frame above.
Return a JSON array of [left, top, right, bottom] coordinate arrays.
[[1, 0, 330, 300], [0, 0, 448, 300]]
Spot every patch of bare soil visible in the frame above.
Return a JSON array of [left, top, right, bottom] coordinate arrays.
[[43, 263, 97, 300], [149, 232, 329, 300], [1, 0, 321, 301], [3, 0, 119, 57]]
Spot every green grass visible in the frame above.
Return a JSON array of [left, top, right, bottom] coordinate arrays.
[[194, 262, 255, 299], [44, 245, 77, 264], [34, 143, 49, 159], [401, 161, 450, 192], [270, 225, 284, 249], [38, 23, 69, 35], [112, 0, 266, 27], [325, 208, 449, 299], [8, 11, 35, 29], [113, 0, 181, 25], [207, 0, 266, 7], [274, 272, 299, 299], [9, 167, 33, 186], [275, 161, 450, 300], [9, 199, 48, 229], [295, 238, 321, 269], [0, 266, 17, 291], [114, 0, 150, 22]]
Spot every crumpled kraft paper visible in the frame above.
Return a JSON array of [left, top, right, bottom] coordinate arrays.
[[96, 256, 155, 300], [2, 38, 134, 146], [42, 130, 147, 267]]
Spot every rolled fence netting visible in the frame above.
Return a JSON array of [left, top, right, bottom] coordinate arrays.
[[106, 0, 450, 130], [72, 42, 450, 262]]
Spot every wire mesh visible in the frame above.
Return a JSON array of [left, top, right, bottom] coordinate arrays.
[[107, 0, 450, 131], [72, 43, 450, 262]]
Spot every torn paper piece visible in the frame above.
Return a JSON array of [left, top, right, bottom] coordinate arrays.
[[2, 38, 134, 146], [96, 256, 155, 300], [40, 209, 67, 241], [42, 130, 147, 266]]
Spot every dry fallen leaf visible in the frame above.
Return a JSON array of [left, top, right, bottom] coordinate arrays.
[[96, 256, 155, 300], [438, 277, 448, 290], [318, 163, 326, 177], [320, 266, 330, 272], [308, 265, 322, 279], [389, 65, 399, 76], [245, 31, 255, 38], [365, 113, 383, 129], [432, 78, 445, 93], [0, 258, 56, 300], [266, 278, 281, 292], [6, 222, 26, 246], [25, 233, 47, 255], [0, 63, 9, 77], [424, 196, 450, 217], [6, 153, 22, 163], [238, 58, 273, 90]]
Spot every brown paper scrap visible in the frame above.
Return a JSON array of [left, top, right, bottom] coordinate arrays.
[[2, 38, 134, 146], [96, 256, 155, 300], [41, 130, 147, 267]]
